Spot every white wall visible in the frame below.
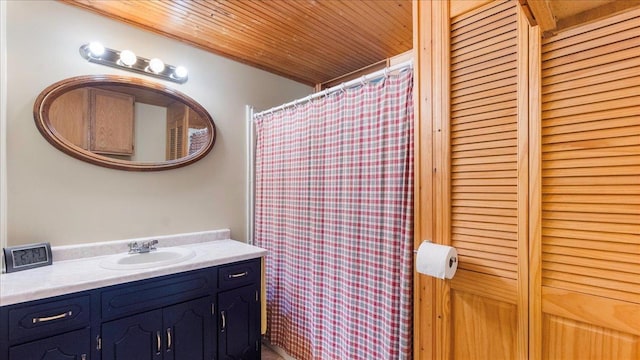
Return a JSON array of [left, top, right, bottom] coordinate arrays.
[[4, 1, 311, 246], [133, 103, 167, 162], [1, 0, 8, 265]]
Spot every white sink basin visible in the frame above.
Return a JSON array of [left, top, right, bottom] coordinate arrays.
[[100, 247, 196, 270]]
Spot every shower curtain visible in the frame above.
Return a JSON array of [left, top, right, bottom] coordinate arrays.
[[254, 69, 414, 360]]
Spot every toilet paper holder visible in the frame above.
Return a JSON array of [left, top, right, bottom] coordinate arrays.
[[414, 240, 458, 267], [448, 256, 458, 268], [413, 240, 431, 253], [414, 240, 459, 279]]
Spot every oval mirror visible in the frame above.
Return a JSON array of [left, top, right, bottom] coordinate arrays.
[[34, 75, 216, 171]]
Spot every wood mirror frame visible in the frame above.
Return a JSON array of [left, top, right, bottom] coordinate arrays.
[[34, 75, 216, 171]]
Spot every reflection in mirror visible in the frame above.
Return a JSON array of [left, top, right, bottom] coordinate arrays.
[[35, 76, 216, 171]]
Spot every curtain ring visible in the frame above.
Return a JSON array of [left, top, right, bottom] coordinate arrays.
[[384, 67, 389, 78], [340, 83, 346, 93], [360, 75, 366, 86]]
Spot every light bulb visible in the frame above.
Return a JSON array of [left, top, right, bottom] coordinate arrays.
[[119, 50, 137, 66], [148, 58, 165, 73], [88, 42, 105, 57], [174, 66, 188, 79]]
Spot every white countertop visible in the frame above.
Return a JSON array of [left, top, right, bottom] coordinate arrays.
[[0, 230, 267, 306]]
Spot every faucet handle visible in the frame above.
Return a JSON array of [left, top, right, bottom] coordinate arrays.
[[142, 239, 159, 251], [128, 241, 139, 253]]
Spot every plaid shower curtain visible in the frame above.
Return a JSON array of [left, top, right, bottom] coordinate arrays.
[[255, 69, 414, 360]]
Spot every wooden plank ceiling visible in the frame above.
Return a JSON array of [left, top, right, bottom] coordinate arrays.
[[61, 0, 413, 86]]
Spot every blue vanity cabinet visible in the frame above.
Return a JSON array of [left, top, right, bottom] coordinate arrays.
[[0, 292, 92, 360], [101, 296, 214, 360], [162, 297, 213, 360], [218, 285, 260, 360], [0, 257, 262, 360], [101, 309, 162, 360], [217, 260, 261, 360], [99, 268, 216, 360], [9, 327, 91, 360]]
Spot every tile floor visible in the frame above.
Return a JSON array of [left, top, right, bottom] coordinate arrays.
[[262, 343, 285, 360]]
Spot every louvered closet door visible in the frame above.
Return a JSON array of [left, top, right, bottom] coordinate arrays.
[[447, 1, 528, 358], [539, 8, 640, 359]]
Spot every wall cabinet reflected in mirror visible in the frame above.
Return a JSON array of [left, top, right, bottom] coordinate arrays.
[[35, 75, 216, 171], [51, 88, 134, 157]]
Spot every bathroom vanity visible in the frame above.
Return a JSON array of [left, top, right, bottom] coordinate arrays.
[[0, 231, 265, 360]]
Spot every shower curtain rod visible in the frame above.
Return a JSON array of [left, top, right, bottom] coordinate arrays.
[[253, 59, 413, 117]]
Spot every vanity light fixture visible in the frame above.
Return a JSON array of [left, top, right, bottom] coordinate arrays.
[[87, 41, 105, 57], [148, 58, 165, 73], [118, 49, 137, 67], [79, 42, 189, 84], [173, 66, 189, 80]]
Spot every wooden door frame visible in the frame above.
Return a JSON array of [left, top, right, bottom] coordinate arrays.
[[413, 1, 450, 359], [517, 6, 533, 360], [412, 1, 435, 358], [527, 18, 542, 360]]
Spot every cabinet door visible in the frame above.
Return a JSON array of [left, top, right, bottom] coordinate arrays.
[[537, 7, 640, 359], [49, 88, 89, 150], [102, 310, 162, 360], [163, 297, 213, 360], [415, 1, 530, 359], [9, 327, 90, 360], [90, 88, 134, 155], [218, 286, 260, 360]]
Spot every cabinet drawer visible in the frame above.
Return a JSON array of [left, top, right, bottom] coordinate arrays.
[[8, 295, 90, 343], [9, 327, 90, 360], [218, 259, 260, 290], [101, 269, 214, 320]]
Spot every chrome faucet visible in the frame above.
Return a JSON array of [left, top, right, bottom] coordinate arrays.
[[128, 240, 158, 254]]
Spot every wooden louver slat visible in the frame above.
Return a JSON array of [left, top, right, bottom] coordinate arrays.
[[450, 0, 519, 280]]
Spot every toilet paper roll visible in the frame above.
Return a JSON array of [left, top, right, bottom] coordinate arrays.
[[416, 241, 458, 279]]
